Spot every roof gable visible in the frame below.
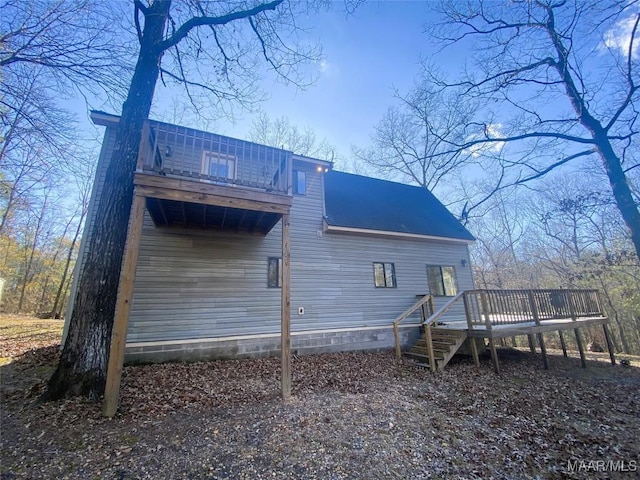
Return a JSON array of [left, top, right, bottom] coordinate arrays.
[[324, 171, 475, 242]]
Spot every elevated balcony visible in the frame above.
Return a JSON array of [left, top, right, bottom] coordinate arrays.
[[134, 120, 293, 234]]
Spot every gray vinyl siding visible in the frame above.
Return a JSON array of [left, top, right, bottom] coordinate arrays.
[[126, 159, 474, 343]]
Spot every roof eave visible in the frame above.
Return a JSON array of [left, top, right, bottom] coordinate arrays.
[[323, 220, 475, 245], [90, 110, 120, 126]]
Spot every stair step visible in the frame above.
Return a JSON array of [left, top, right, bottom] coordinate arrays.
[[406, 350, 445, 360], [415, 339, 457, 348], [430, 336, 464, 342], [430, 329, 465, 337]]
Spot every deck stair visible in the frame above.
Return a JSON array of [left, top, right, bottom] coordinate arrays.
[[403, 327, 467, 371]]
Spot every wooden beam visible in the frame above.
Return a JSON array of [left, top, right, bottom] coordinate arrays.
[[527, 334, 537, 354], [558, 330, 568, 357], [537, 333, 549, 369], [488, 338, 500, 374], [136, 184, 291, 215], [135, 172, 293, 207], [281, 213, 291, 399], [603, 324, 616, 365], [465, 316, 609, 338], [574, 329, 587, 368], [103, 192, 146, 417], [156, 198, 169, 226], [202, 204, 207, 229]]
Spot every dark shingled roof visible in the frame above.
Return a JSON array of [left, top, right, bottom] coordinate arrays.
[[324, 171, 475, 242]]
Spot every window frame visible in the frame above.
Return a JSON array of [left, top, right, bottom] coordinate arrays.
[[201, 150, 237, 181], [267, 257, 283, 288], [373, 262, 397, 288], [292, 170, 306, 195], [427, 265, 458, 297]]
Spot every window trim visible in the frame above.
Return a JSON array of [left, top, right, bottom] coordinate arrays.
[[293, 170, 306, 195], [201, 150, 237, 181], [267, 257, 282, 288], [373, 262, 397, 288], [427, 265, 458, 297]]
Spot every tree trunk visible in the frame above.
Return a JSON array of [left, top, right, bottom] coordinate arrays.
[[594, 135, 640, 260], [44, 0, 171, 400]]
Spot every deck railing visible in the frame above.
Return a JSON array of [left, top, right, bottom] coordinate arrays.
[[392, 294, 434, 363], [463, 289, 604, 329], [136, 120, 291, 194], [393, 289, 605, 366]]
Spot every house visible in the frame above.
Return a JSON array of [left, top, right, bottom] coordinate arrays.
[[65, 112, 614, 417], [63, 111, 477, 366]]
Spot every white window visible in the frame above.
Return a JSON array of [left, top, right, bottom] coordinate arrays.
[[427, 265, 457, 296], [201, 151, 236, 181]]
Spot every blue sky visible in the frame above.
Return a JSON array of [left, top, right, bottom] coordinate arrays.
[[234, 1, 436, 157]]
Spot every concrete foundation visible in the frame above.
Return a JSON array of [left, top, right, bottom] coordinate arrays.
[[124, 325, 421, 364]]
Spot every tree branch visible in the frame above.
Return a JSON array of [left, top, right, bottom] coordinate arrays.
[[157, 0, 284, 53]]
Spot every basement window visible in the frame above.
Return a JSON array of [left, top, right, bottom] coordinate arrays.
[[373, 262, 396, 288], [268, 257, 282, 288], [427, 265, 457, 296]]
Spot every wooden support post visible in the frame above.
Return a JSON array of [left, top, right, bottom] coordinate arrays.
[[603, 324, 616, 366], [480, 292, 492, 331], [393, 323, 401, 360], [527, 334, 537, 354], [469, 337, 480, 368], [537, 333, 549, 369], [558, 330, 568, 357], [427, 295, 435, 317], [103, 192, 147, 417], [424, 324, 436, 372], [136, 121, 150, 171], [488, 338, 500, 374], [574, 329, 587, 368], [281, 213, 291, 399]]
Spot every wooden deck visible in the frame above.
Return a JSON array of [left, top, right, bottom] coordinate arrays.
[[393, 289, 615, 373]]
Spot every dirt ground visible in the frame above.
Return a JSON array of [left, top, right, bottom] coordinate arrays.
[[1, 315, 639, 479]]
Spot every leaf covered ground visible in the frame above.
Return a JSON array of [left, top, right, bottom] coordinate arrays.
[[1, 316, 639, 479]]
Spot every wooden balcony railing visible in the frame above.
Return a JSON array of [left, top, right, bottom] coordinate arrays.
[[462, 289, 604, 329], [136, 120, 291, 195]]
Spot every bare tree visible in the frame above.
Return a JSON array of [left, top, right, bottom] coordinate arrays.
[[353, 84, 480, 190], [51, 155, 96, 319], [1, 0, 130, 236], [45, 0, 338, 400], [249, 111, 338, 160], [429, 0, 640, 257]]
